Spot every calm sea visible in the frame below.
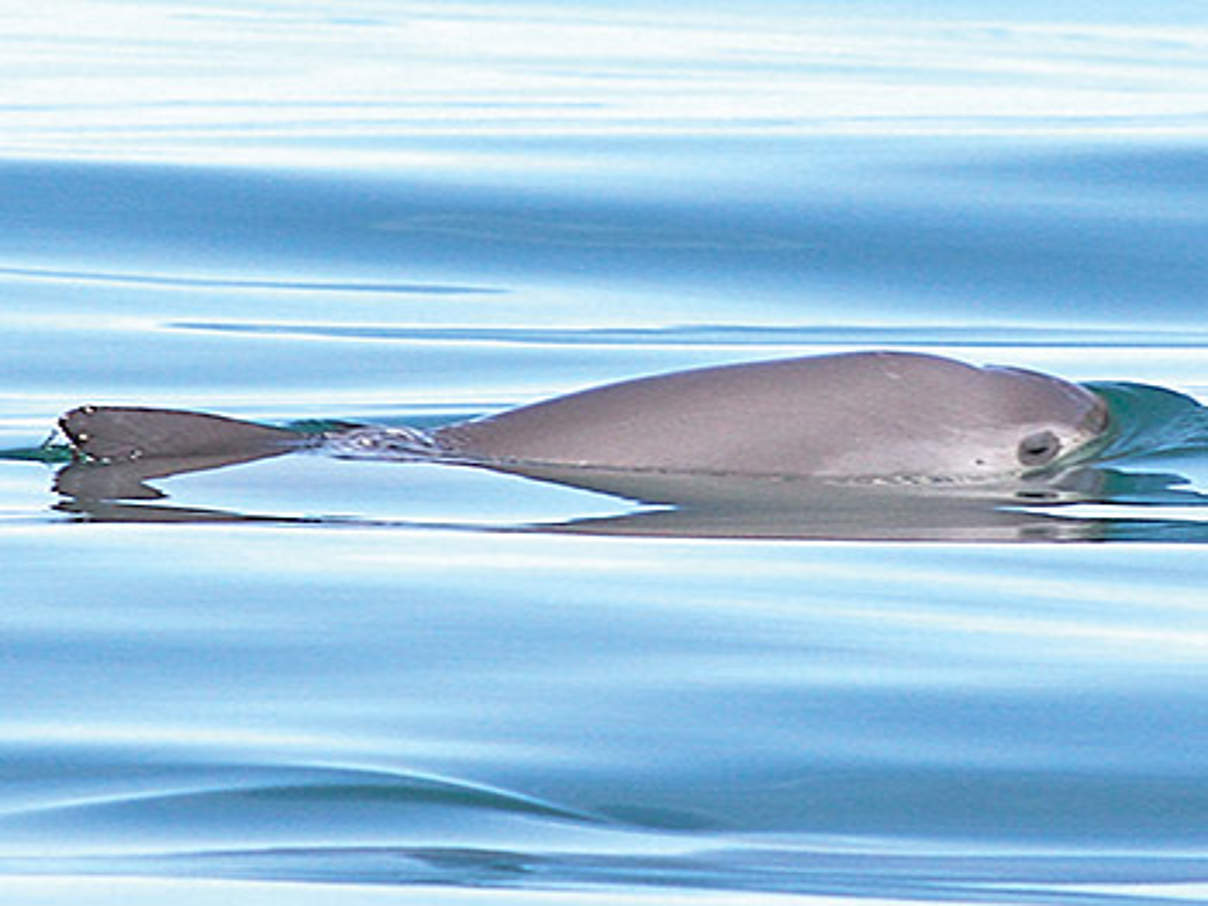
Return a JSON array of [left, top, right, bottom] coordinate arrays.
[[2, 3, 1208, 904]]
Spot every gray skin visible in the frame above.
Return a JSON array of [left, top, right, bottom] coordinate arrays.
[[431, 351, 1110, 481], [59, 352, 1111, 486]]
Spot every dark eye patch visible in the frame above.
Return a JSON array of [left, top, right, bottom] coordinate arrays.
[[1017, 430, 1061, 466]]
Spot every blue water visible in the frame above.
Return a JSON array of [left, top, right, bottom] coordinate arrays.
[[3, 3, 1208, 903]]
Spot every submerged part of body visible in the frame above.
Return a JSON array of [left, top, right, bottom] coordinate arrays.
[[59, 351, 1111, 484]]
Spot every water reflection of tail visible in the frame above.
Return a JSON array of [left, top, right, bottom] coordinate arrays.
[[23, 382, 1207, 542]]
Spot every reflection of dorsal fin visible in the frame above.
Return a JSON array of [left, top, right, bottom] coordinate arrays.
[[59, 406, 304, 462]]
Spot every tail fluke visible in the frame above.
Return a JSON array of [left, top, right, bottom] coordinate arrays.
[[60, 406, 305, 462]]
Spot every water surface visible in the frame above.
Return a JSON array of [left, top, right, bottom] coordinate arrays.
[[2, 2, 1208, 903]]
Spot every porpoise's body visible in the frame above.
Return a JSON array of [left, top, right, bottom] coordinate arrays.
[[59, 351, 1111, 485], [431, 351, 1109, 481]]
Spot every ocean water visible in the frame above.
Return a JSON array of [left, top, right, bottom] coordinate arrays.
[[3, 2, 1208, 903]]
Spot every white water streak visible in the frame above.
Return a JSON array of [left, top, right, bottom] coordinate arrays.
[[5, 2, 1208, 163]]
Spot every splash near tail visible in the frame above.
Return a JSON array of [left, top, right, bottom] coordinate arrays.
[[317, 424, 444, 461]]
